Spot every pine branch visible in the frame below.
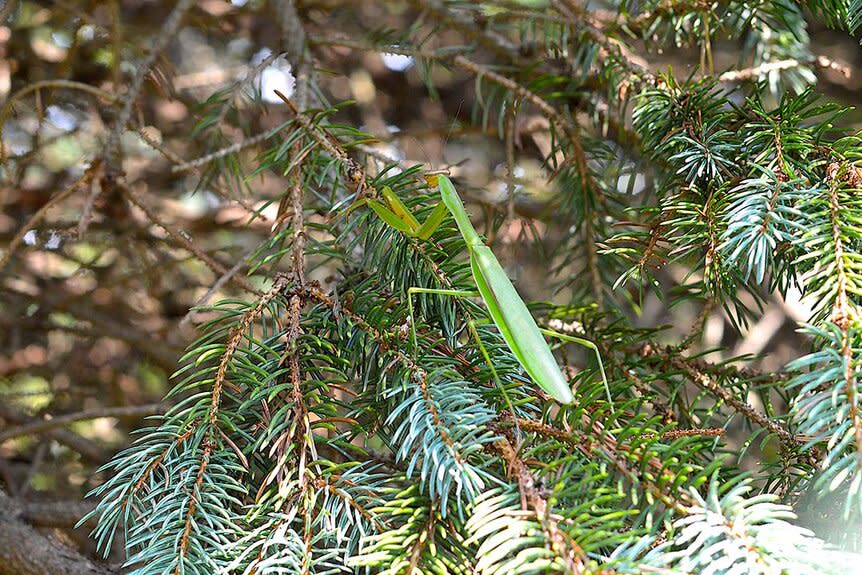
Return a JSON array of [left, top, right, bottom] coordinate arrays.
[[62, 2, 862, 573], [617, 477, 855, 574]]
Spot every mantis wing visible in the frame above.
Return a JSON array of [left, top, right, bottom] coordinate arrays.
[[470, 245, 575, 404]]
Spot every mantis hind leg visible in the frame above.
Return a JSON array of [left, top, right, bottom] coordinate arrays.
[[405, 287, 479, 360], [407, 285, 522, 439], [540, 328, 613, 412], [466, 320, 521, 442]]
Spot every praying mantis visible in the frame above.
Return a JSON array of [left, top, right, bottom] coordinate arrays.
[[266, 89, 607, 405], [354, 173, 610, 407]]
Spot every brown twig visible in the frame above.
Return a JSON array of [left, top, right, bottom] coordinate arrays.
[[677, 298, 715, 350], [178, 246, 258, 329], [0, 159, 102, 274], [77, 176, 104, 239], [656, 427, 725, 440], [169, 124, 291, 173], [719, 56, 851, 82], [176, 274, 292, 570], [272, 0, 318, 111], [105, 0, 196, 176], [134, 126, 265, 222], [0, 404, 109, 463], [0, 403, 166, 444], [650, 347, 802, 450], [288, 157, 307, 284], [512, 416, 694, 513], [490, 435, 588, 572], [272, 90, 355, 168], [117, 179, 261, 296], [0, 81, 117, 168]]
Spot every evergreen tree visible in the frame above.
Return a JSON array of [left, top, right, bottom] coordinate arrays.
[[3, 0, 862, 573], [85, 1, 862, 573]]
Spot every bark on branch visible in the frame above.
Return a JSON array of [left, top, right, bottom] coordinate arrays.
[[0, 490, 115, 575]]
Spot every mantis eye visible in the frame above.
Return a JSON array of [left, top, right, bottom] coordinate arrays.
[[423, 174, 440, 187], [423, 169, 450, 188]]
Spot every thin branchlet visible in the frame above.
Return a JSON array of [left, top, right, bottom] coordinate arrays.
[[825, 166, 862, 466]]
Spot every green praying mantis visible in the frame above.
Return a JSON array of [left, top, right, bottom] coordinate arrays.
[[352, 173, 610, 407]]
